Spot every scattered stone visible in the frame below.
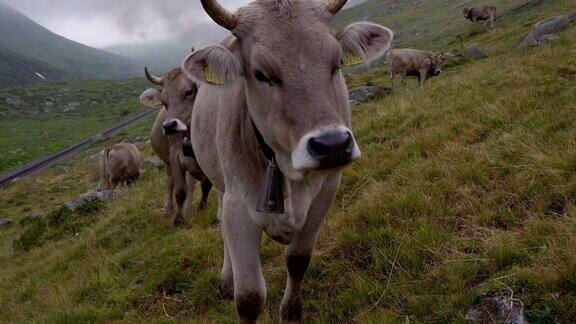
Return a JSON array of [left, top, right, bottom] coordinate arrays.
[[56, 163, 70, 173], [0, 218, 13, 228], [144, 156, 165, 169], [68, 102, 81, 109], [467, 43, 489, 59], [63, 190, 119, 211], [5, 96, 21, 106], [466, 294, 527, 324], [64, 107, 77, 113], [522, 13, 576, 46], [348, 86, 381, 107], [44, 101, 53, 108]]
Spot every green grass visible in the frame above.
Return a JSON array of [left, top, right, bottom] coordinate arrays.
[[0, 78, 152, 174], [1, 0, 576, 322]]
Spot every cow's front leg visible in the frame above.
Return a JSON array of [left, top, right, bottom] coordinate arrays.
[[419, 69, 427, 86], [217, 193, 234, 300], [197, 178, 212, 211], [171, 163, 188, 226], [162, 166, 174, 216], [280, 174, 341, 323], [182, 172, 197, 218], [222, 193, 266, 323]]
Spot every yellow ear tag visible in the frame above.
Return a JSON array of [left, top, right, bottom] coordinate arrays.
[[344, 53, 364, 66], [205, 65, 223, 85], [153, 100, 163, 108]]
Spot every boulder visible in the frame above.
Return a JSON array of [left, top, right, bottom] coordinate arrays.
[[522, 13, 576, 46], [348, 86, 381, 107], [63, 190, 119, 211], [68, 102, 81, 109], [466, 294, 527, 324], [144, 156, 165, 169], [0, 218, 13, 228], [5, 96, 21, 106], [467, 43, 489, 59]]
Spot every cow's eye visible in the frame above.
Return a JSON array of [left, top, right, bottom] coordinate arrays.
[[254, 70, 270, 83], [183, 89, 194, 98]]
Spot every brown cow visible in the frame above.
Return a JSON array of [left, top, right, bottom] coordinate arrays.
[[98, 143, 142, 190], [387, 48, 445, 87], [181, 0, 393, 321], [140, 67, 212, 226], [463, 5, 497, 28]]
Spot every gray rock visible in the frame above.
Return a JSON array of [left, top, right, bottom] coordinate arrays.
[[56, 163, 70, 173], [522, 13, 576, 46], [68, 102, 81, 109], [467, 43, 489, 59], [466, 294, 527, 324], [63, 190, 119, 211], [5, 96, 21, 106], [44, 101, 53, 108], [0, 218, 13, 228], [144, 156, 165, 169], [348, 86, 381, 107]]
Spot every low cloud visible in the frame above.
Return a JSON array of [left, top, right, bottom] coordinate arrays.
[[1, 0, 244, 47]]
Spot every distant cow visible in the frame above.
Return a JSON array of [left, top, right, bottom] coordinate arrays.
[[387, 48, 445, 86], [98, 143, 142, 190], [463, 5, 497, 27], [182, 0, 393, 321], [140, 66, 212, 226]]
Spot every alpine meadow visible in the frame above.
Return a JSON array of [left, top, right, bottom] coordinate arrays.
[[1, 0, 576, 322]]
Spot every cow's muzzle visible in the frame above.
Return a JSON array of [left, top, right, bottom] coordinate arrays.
[[292, 126, 361, 171], [162, 119, 187, 135]]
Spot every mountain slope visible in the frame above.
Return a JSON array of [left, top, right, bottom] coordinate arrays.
[[1, 0, 576, 322], [333, 0, 560, 51], [0, 3, 139, 87]]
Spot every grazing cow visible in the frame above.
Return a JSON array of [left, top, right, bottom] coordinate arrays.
[[181, 0, 393, 321], [387, 49, 445, 87], [140, 67, 212, 226], [462, 5, 497, 28], [98, 143, 142, 190]]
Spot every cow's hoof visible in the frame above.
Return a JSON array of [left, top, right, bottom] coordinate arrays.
[[197, 203, 208, 212], [217, 280, 234, 300], [173, 218, 187, 227]]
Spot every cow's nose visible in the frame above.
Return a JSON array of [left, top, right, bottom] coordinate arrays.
[[307, 131, 354, 169], [163, 120, 178, 131]]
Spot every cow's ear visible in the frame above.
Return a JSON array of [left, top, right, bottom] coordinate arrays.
[[140, 88, 164, 109], [336, 22, 394, 66], [181, 45, 244, 86]]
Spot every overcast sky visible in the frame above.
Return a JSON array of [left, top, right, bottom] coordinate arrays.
[[1, 0, 247, 48]]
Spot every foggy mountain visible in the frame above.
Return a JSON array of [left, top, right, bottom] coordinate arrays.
[[0, 3, 139, 88], [104, 22, 228, 74]]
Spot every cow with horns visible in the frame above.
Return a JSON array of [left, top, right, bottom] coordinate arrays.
[[182, 0, 394, 321], [140, 65, 212, 226]]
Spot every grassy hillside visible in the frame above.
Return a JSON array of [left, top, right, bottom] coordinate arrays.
[[0, 78, 150, 175], [1, 0, 576, 322], [334, 0, 563, 51], [0, 3, 140, 88]]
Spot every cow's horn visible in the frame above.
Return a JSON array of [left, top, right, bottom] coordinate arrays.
[[324, 0, 349, 14], [145, 67, 164, 85], [200, 0, 238, 30]]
